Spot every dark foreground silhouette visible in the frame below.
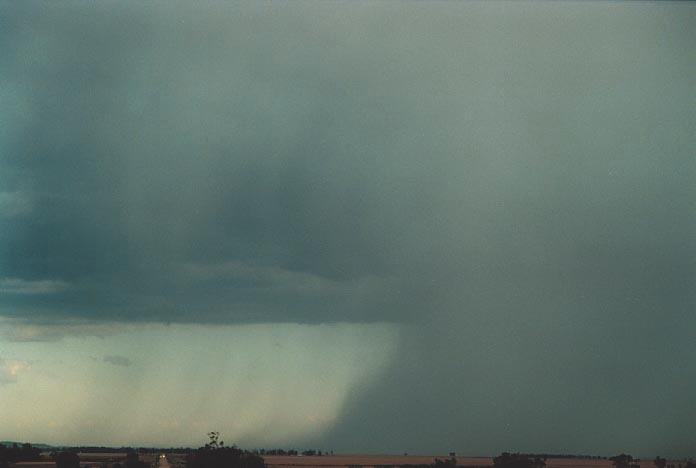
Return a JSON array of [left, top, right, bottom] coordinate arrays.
[[186, 432, 265, 468], [1, 439, 695, 468]]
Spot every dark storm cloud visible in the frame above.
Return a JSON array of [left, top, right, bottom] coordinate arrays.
[[1, 1, 693, 325], [0, 2, 414, 324], [1, 0, 695, 456]]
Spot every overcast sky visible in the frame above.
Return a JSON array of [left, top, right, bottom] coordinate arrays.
[[1, 0, 695, 457]]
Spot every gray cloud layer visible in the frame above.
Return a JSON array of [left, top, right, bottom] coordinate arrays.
[[1, 0, 695, 456], [103, 355, 132, 367]]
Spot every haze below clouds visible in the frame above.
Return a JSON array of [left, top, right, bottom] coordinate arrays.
[[0, 0, 695, 457]]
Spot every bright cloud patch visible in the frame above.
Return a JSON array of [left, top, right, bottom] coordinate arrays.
[[0, 358, 29, 384], [0, 320, 134, 342], [0, 323, 398, 446]]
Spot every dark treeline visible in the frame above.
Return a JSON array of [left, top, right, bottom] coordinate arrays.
[[395, 456, 461, 468], [492, 453, 546, 468], [516, 455, 607, 460], [41, 446, 329, 456], [87, 448, 196, 454], [0, 443, 43, 467], [60, 447, 157, 454], [49, 450, 149, 468], [252, 449, 327, 456], [609, 453, 696, 468]]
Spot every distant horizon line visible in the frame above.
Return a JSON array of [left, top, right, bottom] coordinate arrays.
[[3, 442, 685, 460]]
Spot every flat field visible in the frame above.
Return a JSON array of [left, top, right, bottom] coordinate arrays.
[[262, 456, 663, 468], [15, 452, 156, 468], [14, 454, 676, 468]]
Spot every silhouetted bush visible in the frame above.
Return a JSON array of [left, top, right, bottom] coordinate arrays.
[[610, 454, 638, 468], [493, 453, 546, 468], [55, 452, 81, 468], [186, 433, 265, 468], [262, 449, 298, 456], [1, 443, 42, 464]]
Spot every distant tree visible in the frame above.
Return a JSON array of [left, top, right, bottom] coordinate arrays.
[[610, 454, 634, 468], [654, 457, 667, 468], [187, 433, 265, 468], [493, 453, 545, 468], [55, 452, 80, 468], [205, 433, 224, 450]]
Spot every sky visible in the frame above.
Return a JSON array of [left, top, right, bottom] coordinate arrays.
[[1, 0, 695, 458]]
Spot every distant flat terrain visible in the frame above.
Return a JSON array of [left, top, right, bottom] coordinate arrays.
[[14, 454, 676, 468], [264, 456, 490, 467], [15, 453, 157, 468], [263, 456, 661, 468]]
